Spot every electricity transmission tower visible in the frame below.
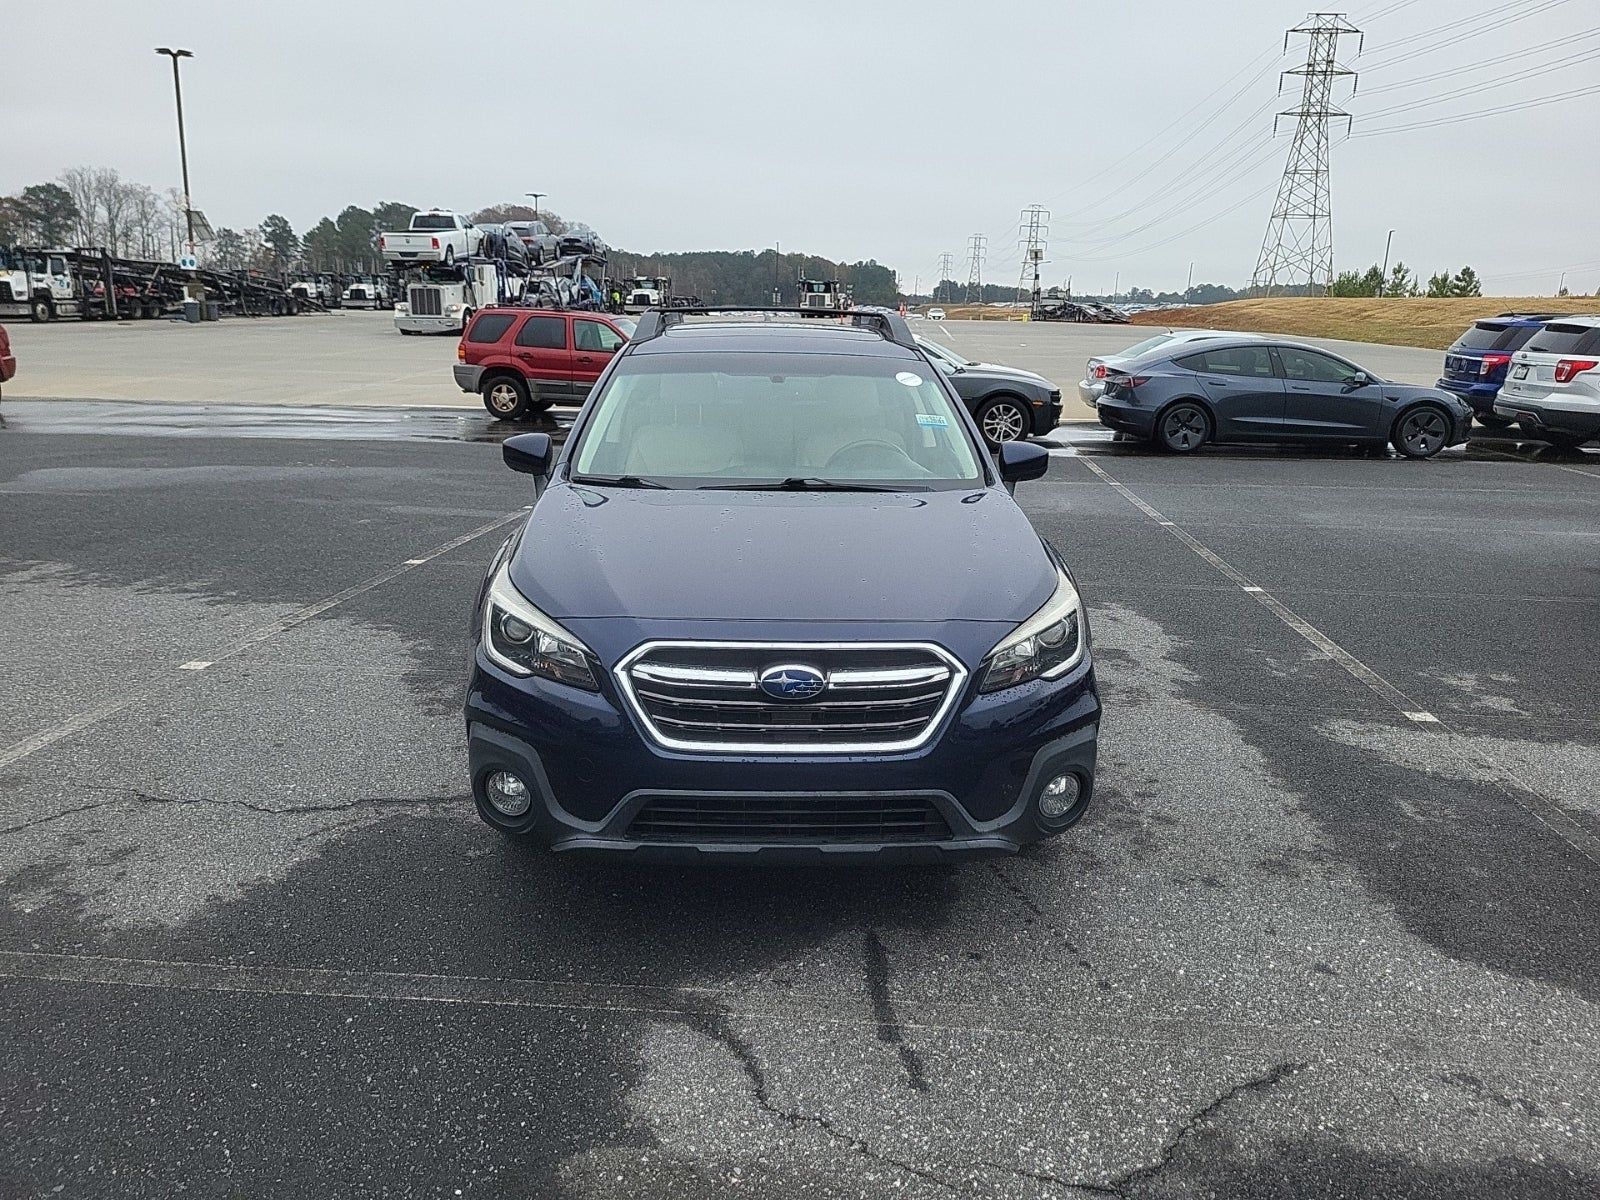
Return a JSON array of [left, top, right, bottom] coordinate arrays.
[[1251, 12, 1360, 296], [1017, 205, 1049, 305], [936, 251, 954, 303], [965, 234, 986, 304]]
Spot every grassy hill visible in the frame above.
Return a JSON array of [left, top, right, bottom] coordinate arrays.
[[1129, 297, 1600, 350]]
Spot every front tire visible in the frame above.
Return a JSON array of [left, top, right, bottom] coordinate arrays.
[[482, 375, 530, 420], [1156, 401, 1210, 453], [976, 396, 1029, 447], [1393, 404, 1450, 459]]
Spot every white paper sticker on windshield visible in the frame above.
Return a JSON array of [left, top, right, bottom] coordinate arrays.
[[915, 413, 949, 428], [895, 371, 923, 386]]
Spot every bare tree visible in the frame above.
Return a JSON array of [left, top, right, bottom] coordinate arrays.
[[59, 166, 103, 245], [125, 183, 164, 259]]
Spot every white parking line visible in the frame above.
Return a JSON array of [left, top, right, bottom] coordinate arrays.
[[1078, 456, 1599, 867], [0, 511, 526, 771]]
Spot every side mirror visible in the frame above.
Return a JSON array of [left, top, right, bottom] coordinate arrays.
[[997, 440, 1049, 484], [503, 432, 552, 477], [1348, 371, 1372, 387]]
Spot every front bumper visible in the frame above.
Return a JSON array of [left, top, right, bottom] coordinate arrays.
[[464, 649, 1101, 862], [395, 314, 464, 334]]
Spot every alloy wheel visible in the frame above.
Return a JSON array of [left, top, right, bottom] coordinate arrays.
[[982, 401, 1027, 444], [1161, 405, 1207, 452], [1401, 409, 1447, 457], [487, 382, 521, 414]]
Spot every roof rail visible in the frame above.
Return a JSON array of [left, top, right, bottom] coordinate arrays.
[[630, 305, 917, 349], [1493, 311, 1564, 320]]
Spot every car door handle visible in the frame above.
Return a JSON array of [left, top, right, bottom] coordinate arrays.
[[577, 355, 595, 364]]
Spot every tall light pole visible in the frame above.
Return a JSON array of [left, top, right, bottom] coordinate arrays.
[[1378, 228, 1395, 296], [1186, 261, 1194, 304], [155, 48, 195, 254], [524, 192, 546, 218]]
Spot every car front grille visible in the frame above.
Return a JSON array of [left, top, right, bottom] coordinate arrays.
[[0, 282, 14, 302], [625, 794, 951, 843], [617, 642, 966, 753], [409, 287, 442, 316]]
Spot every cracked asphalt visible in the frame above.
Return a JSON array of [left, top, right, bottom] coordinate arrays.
[[1, 404, 1597, 1198]]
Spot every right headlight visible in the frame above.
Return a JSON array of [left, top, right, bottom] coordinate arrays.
[[980, 569, 1085, 693], [481, 563, 599, 692]]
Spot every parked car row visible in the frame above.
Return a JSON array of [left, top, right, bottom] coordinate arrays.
[[455, 307, 1062, 449], [1438, 312, 1599, 449]]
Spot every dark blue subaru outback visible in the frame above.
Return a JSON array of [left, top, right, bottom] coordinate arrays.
[[465, 308, 1100, 861], [1437, 312, 1561, 426]]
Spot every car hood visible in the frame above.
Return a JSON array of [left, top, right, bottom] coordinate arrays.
[[963, 362, 1053, 386], [507, 482, 1057, 630]]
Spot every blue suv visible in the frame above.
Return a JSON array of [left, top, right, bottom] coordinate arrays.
[[465, 308, 1101, 861], [1437, 313, 1562, 427]]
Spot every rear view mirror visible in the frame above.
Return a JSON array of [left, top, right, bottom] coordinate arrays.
[[997, 440, 1049, 484], [503, 432, 552, 477]]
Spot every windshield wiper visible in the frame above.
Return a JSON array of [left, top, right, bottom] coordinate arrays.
[[572, 473, 671, 489], [698, 477, 923, 493]]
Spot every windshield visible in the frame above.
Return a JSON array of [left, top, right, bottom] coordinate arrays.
[[571, 351, 984, 490], [915, 336, 973, 367], [1115, 334, 1173, 358]]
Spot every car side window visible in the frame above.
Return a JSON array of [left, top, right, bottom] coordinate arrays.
[[574, 320, 624, 354], [1277, 347, 1360, 384], [466, 313, 516, 344], [515, 316, 567, 350], [1180, 346, 1275, 378]]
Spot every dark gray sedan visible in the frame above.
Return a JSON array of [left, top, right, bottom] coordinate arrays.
[[916, 335, 1063, 447], [1094, 338, 1472, 458]]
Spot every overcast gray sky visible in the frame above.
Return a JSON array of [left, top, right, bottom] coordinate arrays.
[[7, 0, 1598, 295]]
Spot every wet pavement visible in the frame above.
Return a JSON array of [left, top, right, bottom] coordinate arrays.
[[1, 402, 1597, 1198]]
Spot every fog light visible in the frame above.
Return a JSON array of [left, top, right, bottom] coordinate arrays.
[[485, 770, 530, 817], [1039, 773, 1080, 819]]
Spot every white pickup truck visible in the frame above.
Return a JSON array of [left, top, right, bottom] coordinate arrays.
[[379, 210, 480, 267]]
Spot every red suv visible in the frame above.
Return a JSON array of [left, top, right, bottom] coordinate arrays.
[[0, 324, 16, 397], [454, 308, 636, 420]]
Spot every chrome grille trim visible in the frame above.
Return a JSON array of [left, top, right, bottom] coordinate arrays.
[[615, 641, 968, 755]]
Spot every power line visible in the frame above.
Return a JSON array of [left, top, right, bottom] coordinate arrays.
[[1358, 0, 1576, 68], [1253, 12, 1361, 295], [1352, 81, 1600, 135], [1358, 27, 1600, 95], [1359, 47, 1600, 118]]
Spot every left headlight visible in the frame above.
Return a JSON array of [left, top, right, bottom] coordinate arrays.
[[482, 563, 599, 691], [980, 569, 1085, 693]]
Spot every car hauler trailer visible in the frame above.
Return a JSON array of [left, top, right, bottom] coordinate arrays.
[[1, 246, 300, 321]]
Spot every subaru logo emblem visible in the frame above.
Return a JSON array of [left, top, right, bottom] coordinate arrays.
[[757, 664, 827, 701]]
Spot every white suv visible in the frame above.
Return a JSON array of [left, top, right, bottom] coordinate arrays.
[[1493, 315, 1600, 448]]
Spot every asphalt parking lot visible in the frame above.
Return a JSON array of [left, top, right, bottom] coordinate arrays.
[[2, 402, 1596, 1198], [2, 312, 1449, 409]]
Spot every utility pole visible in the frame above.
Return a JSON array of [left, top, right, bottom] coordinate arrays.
[[1016, 205, 1049, 306], [155, 47, 196, 254], [524, 192, 546, 218], [965, 234, 986, 305], [1252, 12, 1360, 296], [1377, 228, 1395, 295], [1112, 272, 1119, 304], [936, 251, 954, 304], [1186, 261, 1195, 304]]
